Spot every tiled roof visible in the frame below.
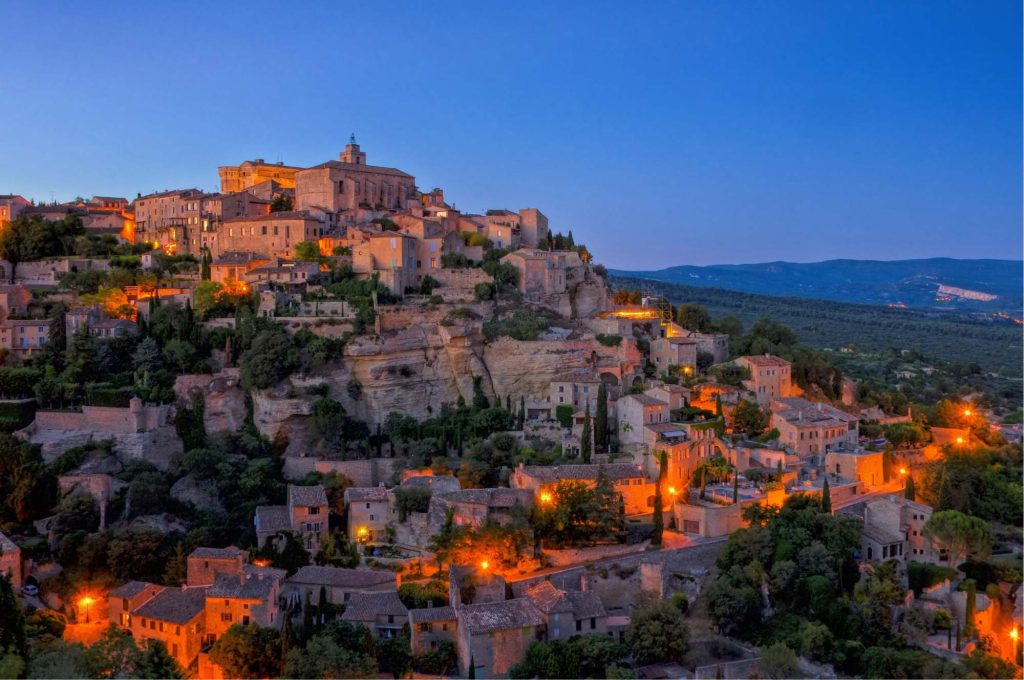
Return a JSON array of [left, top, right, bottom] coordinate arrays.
[[344, 487, 389, 503], [310, 161, 413, 178], [551, 371, 602, 384], [740, 354, 791, 367], [108, 580, 157, 599], [288, 484, 328, 507], [208, 571, 279, 600], [0, 532, 19, 555], [458, 598, 545, 634], [862, 524, 904, 546], [524, 581, 573, 614], [213, 251, 267, 265], [341, 591, 408, 621], [409, 605, 457, 623], [620, 394, 666, 407], [520, 463, 643, 482], [189, 546, 245, 560], [287, 565, 395, 589], [136, 188, 204, 200], [133, 586, 208, 624], [566, 590, 606, 619], [442, 488, 528, 508], [255, 505, 292, 533]]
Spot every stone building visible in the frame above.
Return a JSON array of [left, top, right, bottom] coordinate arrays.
[[0, 532, 22, 589], [736, 354, 793, 407], [511, 462, 650, 515], [344, 486, 390, 542], [825, 449, 883, 488], [616, 393, 669, 447], [862, 494, 938, 563], [254, 484, 329, 553], [294, 141, 418, 213], [214, 211, 326, 259], [133, 188, 207, 254], [0, 195, 30, 226], [457, 598, 545, 678], [218, 159, 302, 193], [186, 546, 248, 586], [351, 232, 418, 296], [500, 248, 581, 299], [650, 336, 698, 375], [127, 586, 209, 670], [772, 397, 859, 456], [340, 591, 409, 638], [409, 605, 458, 656], [283, 565, 396, 608]]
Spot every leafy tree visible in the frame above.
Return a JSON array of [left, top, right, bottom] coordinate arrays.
[[134, 640, 184, 679], [554, 404, 574, 428], [733, 400, 769, 436], [0, 573, 27, 672], [293, 241, 321, 262], [84, 624, 140, 679], [760, 642, 799, 679], [375, 635, 412, 679], [922, 510, 992, 568], [209, 624, 283, 679], [240, 329, 297, 390], [626, 600, 689, 664], [676, 303, 711, 332], [271, 194, 293, 212]]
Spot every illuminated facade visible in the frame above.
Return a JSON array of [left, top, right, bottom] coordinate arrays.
[[218, 159, 302, 194]]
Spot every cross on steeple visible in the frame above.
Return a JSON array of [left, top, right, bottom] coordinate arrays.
[[350, 133, 356, 144]]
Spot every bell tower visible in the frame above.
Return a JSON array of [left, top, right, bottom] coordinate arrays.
[[339, 133, 366, 165]]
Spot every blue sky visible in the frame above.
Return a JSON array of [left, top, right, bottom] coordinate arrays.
[[1, 1, 1020, 268]]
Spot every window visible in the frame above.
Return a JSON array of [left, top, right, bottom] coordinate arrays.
[[575, 620, 582, 632], [309, 507, 320, 515], [221, 613, 233, 622]]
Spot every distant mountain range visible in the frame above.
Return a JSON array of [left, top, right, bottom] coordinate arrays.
[[610, 258, 1023, 315]]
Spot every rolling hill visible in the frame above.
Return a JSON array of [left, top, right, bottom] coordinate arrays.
[[611, 258, 1022, 316]]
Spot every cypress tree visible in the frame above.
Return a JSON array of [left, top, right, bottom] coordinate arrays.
[[468, 655, 476, 679], [882, 444, 893, 482], [965, 580, 977, 635], [505, 394, 511, 412], [595, 383, 608, 452], [732, 472, 739, 504], [905, 475, 916, 501], [0, 573, 27, 668], [651, 451, 666, 546], [580, 408, 592, 463], [821, 477, 832, 514], [699, 467, 707, 500], [518, 396, 526, 430], [714, 393, 723, 418]]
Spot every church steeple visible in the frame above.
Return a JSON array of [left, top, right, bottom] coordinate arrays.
[[340, 135, 366, 165]]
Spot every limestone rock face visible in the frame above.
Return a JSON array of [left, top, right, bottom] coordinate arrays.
[[174, 370, 246, 433], [170, 474, 225, 514], [251, 391, 315, 442], [571, 277, 609, 320]]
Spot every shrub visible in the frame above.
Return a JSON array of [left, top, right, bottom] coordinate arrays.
[[473, 282, 494, 301], [595, 333, 622, 347], [482, 309, 550, 341]]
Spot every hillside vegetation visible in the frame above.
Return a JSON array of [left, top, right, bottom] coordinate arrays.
[[609, 275, 1022, 375]]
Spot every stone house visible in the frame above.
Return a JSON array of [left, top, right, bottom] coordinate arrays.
[[511, 462, 650, 515], [650, 337, 698, 376], [825, 450, 884, 488], [108, 581, 165, 628], [242, 259, 320, 288], [202, 567, 284, 645], [218, 159, 301, 193], [0, 532, 22, 590], [863, 494, 938, 563], [210, 251, 270, 284], [523, 580, 608, 641], [344, 486, 390, 542], [351, 232, 418, 296], [282, 565, 396, 608], [736, 354, 793, 407], [214, 211, 326, 260], [186, 546, 248, 586], [409, 605, 458, 656], [340, 591, 409, 638], [548, 371, 602, 413], [128, 586, 209, 670], [772, 397, 860, 456], [457, 598, 546, 678], [133, 188, 207, 254], [254, 484, 329, 553], [0, 195, 30, 226], [432, 488, 534, 529], [643, 384, 691, 412], [616, 393, 669, 447]]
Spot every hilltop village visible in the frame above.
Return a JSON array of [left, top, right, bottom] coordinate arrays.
[[0, 142, 1020, 680]]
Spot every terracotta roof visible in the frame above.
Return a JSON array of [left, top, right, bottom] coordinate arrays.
[[341, 591, 408, 621], [288, 484, 328, 507], [255, 505, 292, 533], [344, 487, 389, 503], [409, 605, 457, 623], [287, 566, 396, 589], [108, 580, 157, 599], [520, 463, 643, 482], [189, 546, 246, 560], [133, 586, 208, 624], [458, 598, 545, 634], [524, 581, 606, 620], [739, 354, 791, 367]]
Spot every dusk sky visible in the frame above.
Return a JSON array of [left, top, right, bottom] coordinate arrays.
[[2, 1, 1020, 269]]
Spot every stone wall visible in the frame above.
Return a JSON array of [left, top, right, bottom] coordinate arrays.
[[280, 456, 399, 486]]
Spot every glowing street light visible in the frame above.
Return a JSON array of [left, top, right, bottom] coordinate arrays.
[[1010, 627, 1018, 642], [480, 560, 490, 571], [668, 486, 678, 496], [540, 492, 553, 504], [79, 596, 94, 624], [899, 468, 908, 476], [356, 526, 369, 543], [963, 408, 972, 417], [955, 437, 965, 445]]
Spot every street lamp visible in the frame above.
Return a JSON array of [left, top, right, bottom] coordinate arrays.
[[480, 560, 489, 571], [955, 436, 965, 445], [963, 408, 972, 417], [79, 596, 94, 624], [540, 492, 553, 504]]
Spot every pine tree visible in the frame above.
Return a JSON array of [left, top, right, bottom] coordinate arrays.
[[821, 477, 832, 514], [905, 475, 916, 501], [580, 409, 592, 463], [595, 383, 608, 452]]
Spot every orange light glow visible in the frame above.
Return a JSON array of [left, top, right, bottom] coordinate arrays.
[[963, 409, 972, 417], [956, 437, 965, 445], [1011, 627, 1018, 641], [251, 559, 271, 568], [681, 365, 693, 376], [220, 278, 251, 296], [605, 309, 660, 320], [668, 486, 678, 495], [540, 492, 553, 504], [899, 468, 907, 475], [480, 560, 489, 571], [78, 596, 94, 607]]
